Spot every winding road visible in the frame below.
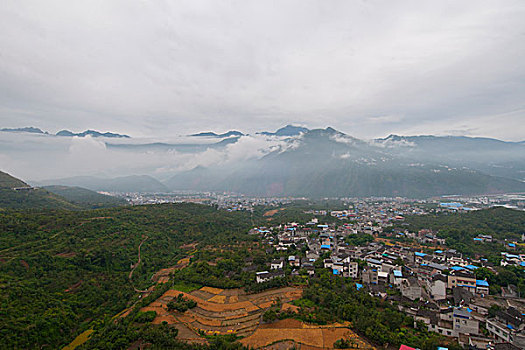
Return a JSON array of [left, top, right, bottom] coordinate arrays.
[[129, 236, 149, 293]]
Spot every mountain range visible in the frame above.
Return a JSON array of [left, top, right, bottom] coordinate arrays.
[[166, 127, 525, 197], [12, 125, 525, 198], [258, 124, 309, 136], [191, 130, 244, 138], [0, 127, 49, 134], [55, 129, 130, 138], [0, 127, 129, 138], [189, 125, 309, 138]]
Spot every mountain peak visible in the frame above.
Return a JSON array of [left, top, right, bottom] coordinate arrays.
[[56, 130, 130, 138], [191, 130, 244, 138], [1, 127, 48, 134], [259, 124, 309, 136], [304, 126, 344, 138]]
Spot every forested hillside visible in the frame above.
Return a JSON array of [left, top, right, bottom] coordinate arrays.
[[401, 207, 525, 257], [0, 204, 254, 349], [0, 171, 78, 210], [44, 185, 127, 209]]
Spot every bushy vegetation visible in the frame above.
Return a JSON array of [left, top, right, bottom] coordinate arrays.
[[401, 207, 525, 259], [134, 311, 157, 323], [333, 338, 357, 349], [167, 293, 197, 312], [0, 203, 254, 349], [44, 185, 127, 209], [82, 308, 246, 350]]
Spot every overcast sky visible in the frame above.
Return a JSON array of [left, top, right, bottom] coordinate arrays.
[[1, 0, 524, 140]]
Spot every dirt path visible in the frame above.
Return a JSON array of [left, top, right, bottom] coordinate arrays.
[[129, 236, 149, 293]]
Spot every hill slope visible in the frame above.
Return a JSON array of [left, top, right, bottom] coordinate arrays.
[[43, 185, 127, 208], [38, 175, 169, 193], [0, 171, 78, 210], [0, 203, 254, 349]]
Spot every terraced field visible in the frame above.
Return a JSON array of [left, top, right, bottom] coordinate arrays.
[[140, 286, 302, 342], [240, 319, 376, 350], [139, 285, 372, 348]]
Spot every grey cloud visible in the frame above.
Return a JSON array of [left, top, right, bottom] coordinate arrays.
[[0, 0, 524, 141]]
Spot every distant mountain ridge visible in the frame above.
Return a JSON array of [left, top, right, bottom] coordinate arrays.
[[166, 127, 525, 197], [5, 124, 525, 197], [191, 130, 244, 138], [258, 124, 309, 136], [189, 124, 309, 138], [0, 126, 130, 138], [0, 127, 48, 134], [55, 129, 130, 138]]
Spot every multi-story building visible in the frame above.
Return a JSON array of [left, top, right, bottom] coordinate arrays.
[[448, 270, 476, 291]]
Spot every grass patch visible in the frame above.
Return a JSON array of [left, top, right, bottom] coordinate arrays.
[[62, 329, 93, 350], [171, 281, 202, 293], [292, 298, 316, 308]]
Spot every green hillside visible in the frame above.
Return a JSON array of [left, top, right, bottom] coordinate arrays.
[[44, 185, 127, 209], [400, 207, 525, 258], [0, 171, 79, 210], [0, 203, 255, 349], [0, 170, 27, 188]]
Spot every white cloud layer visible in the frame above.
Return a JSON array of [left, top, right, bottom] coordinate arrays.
[[0, 132, 291, 181], [0, 0, 524, 141]]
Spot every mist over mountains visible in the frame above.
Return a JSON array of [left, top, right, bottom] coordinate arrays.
[[166, 127, 525, 197], [4, 124, 521, 197]]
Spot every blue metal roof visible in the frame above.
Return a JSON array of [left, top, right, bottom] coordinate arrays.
[[355, 283, 363, 290], [414, 252, 427, 257], [321, 244, 331, 249], [465, 265, 479, 270], [440, 202, 462, 207], [451, 266, 464, 271], [476, 280, 489, 287], [393, 270, 403, 277]]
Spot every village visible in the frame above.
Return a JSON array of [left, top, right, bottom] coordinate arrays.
[[250, 202, 525, 350]]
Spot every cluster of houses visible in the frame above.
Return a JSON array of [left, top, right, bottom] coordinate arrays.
[[252, 218, 525, 349]]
